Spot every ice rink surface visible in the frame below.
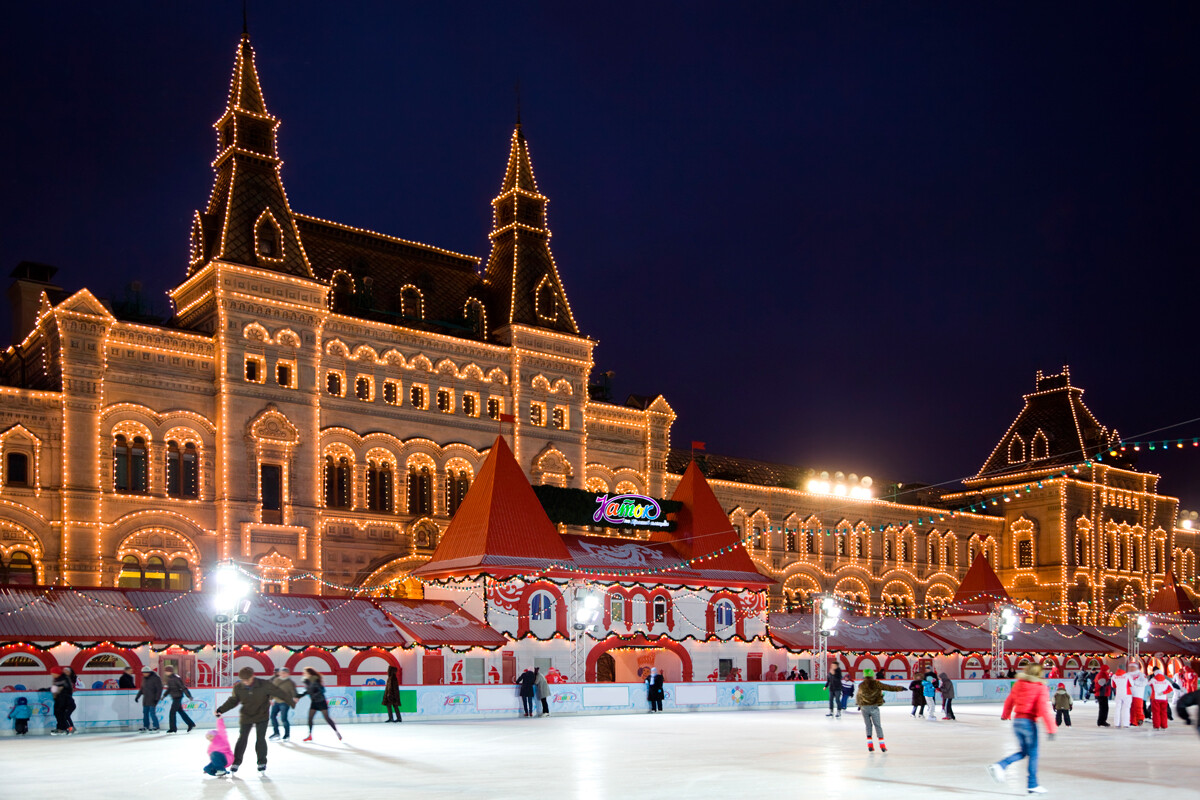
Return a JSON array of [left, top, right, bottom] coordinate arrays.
[[5, 702, 1195, 799]]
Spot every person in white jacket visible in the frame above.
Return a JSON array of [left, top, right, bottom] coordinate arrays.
[[1149, 670, 1175, 730], [1112, 669, 1134, 728], [1129, 665, 1149, 726]]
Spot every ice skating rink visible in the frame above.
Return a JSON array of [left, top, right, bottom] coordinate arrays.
[[5, 702, 1194, 799]]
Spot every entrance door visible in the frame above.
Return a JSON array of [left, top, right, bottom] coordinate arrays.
[[422, 653, 444, 685], [159, 653, 197, 687], [596, 653, 616, 683], [747, 653, 762, 681], [501, 651, 515, 684]]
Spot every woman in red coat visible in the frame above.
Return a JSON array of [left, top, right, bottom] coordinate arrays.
[[988, 664, 1057, 795]]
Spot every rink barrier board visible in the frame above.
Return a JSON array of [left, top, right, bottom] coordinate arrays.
[[0, 680, 1021, 734]]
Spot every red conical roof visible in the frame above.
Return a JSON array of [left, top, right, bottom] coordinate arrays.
[[1148, 572, 1199, 620], [947, 552, 1012, 615], [657, 460, 766, 578], [411, 436, 570, 580]]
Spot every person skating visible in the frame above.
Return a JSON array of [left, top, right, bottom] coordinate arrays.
[[516, 668, 537, 717], [1112, 668, 1134, 728], [1094, 666, 1112, 726], [645, 667, 664, 713], [8, 696, 31, 735], [299, 668, 342, 741], [382, 665, 402, 723], [839, 672, 855, 713], [825, 666, 843, 718], [50, 667, 76, 735], [908, 676, 926, 718], [854, 668, 906, 752], [1129, 665, 1148, 726], [939, 672, 956, 720], [269, 668, 298, 739], [203, 717, 235, 777], [135, 666, 163, 732], [988, 663, 1057, 795], [118, 666, 136, 690], [1175, 686, 1200, 741], [163, 665, 195, 734], [922, 676, 937, 721], [1150, 671, 1174, 730], [1053, 683, 1073, 727], [535, 667, 552, 716], [215, 666, 297, 772]]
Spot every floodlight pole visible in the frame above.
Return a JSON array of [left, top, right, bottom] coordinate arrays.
[[568, 579, 590, 683], [989, 606, 1007, 679], [813, 594, 830, 682], [214, 617, 236, 689], [1126, 617, 1139, 667]]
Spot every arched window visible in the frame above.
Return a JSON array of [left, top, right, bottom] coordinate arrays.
[[1031, 431, 1049, 460], [1018, 540, 1033, 568], [900, 541, 909, 562], [945, 544, 953, 567], [883, 539, 892, 561], [324, 455, 352, 509], [327, 372, 343, 396], [855, 536, 864, 558], [1075, 537, 1085, 566], [447, 469, 470, 516], [652, 596, 667, 623], [464, 298, 486, 339], [166, 441, 199, 499], [167, 557, 192, 591], [407, 465, 432, 515], [367, 461, 394, 513], [530, 591, 554, 621], [1131, 541, 1139, 572], [785, 528, 797, 552], [929, 543, 939, 566], [0, 550, 35, 586], [113, 434, 149, 493], [714, 599, 735, 627], [805, 529, 814, 554], [118, 555, 142, 588], [331, 274, 354, 314], [143, 556, 166, 590], [609, 594, 624, 623], [400, 287, 423, 320], [838, 532, 847, 556], [355, 376, 371, 401], [536, 278, 557, 320], [1008, 435, 1025, 463], [5, 452, 30, 486], [256, 214, 281, 258]]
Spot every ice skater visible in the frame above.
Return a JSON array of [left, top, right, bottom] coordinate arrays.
[[135, 666, 163, 732], [989, 663, 1056, 795], [854, 668, 906, 752], [1053, 683, 1072, 727], [908, 676, 926, 717], [269, 667, 298, 739], [300, 667, 342, 741], [1129, 665, 1148, 726], [163, 665, 195, 734], [1176, 685, 1200, 741], [1112, 668, 1134, 728], [382, 665, 402, 723], [516, 668, 537, 717], [1150, 671, 1174, 730], [536, 667, 552, 716], [939, 672, 956, 720], [922, 675, 937, 721], [1094, 666, 1112, 726], [839, 671, 855, 713], [825, 666, 843, 718], [203, 717, 235, 777], [8, 696, 31, 735], [215, 666, 297, 773], [50, 667, 76, 735]]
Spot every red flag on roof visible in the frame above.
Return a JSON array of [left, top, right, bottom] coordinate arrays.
[[691, 441, 706, 450], [499, 413, 515, 423]]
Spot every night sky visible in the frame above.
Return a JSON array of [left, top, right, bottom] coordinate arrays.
[[3, 3, 1198, 506]]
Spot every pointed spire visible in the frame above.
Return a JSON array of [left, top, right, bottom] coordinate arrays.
[[482, 124, 578, 336], [946, 552, 1012, 616], [188, 34, 312, 279]]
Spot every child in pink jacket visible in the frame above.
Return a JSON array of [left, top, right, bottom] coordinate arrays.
[[204, 717, 235, 776]]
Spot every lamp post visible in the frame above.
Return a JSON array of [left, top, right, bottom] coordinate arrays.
[[989, 605, 1019, 678], [813, 594, 841, 681], [211, 563, 252, 689]]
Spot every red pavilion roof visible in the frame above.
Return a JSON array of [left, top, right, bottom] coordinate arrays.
[[945, 552, 1012, 616], [1147, 572, 1200, 620]]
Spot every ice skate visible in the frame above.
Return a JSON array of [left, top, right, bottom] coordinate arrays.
[[1027, 787, 1047, 794], [987, 763, 1005, 784], [269, 732, 280, 740], [878, 740, 887, 752], [257, 763, 267, 772], [303, 734, 313, 742]]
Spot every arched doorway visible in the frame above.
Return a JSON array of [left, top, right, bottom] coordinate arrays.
[[596, 653, 616, 683]]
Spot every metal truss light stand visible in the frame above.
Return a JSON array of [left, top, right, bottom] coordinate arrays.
[[1125, 618, 1140, 668], [813, 598, 828, 682], [989, 608, 1006, 679], [214, 618, 236, 689]]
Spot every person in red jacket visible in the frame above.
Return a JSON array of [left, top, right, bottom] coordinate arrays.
[[1149, 671, 1174, 730], [988, 663, 1057, 795]]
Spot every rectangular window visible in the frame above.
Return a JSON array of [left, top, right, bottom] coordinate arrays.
[[718, 658, 733, 680], [462, 392, 479, 417], [260, 464, 282, 524], [355, 375, 373, 401], [1018, 539, 1033, 568], [410, 384, 428, 409], [5, 452, 29, 486], [326, 371, 344, 397], [530, 402, 546, 427], [552, 406, 568, 430], [437, 388, 453, 413], [534, 657, 553, 673], [383, 380, 400, 405], [463, 658, 485, 685], [487, 397, 503, 420], [244, 355, 264, 383], [276, 361, 294, 388], [610, 596, 623, 623]]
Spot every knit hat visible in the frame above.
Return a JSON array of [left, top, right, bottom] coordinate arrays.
[[863, 668, 875, 678], [1021, 663, 1043, 679], [1057, 683, 1066, 689]]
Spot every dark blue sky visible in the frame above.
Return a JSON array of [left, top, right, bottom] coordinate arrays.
[[2, 3, 1198, 504]]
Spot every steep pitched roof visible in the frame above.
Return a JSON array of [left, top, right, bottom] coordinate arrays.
[[411, 435, 571, 580], [1148, 572, 1199, 620], [190, 34, 313, 279], [946, 552, 1012, 615], [971, 367, 1123, 484], [657, 459, 767, 581], [482, 124, 579, 336]]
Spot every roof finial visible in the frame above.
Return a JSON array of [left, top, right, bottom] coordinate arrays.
[[515, 81, 522, 126], [243, 0, 249, 35]]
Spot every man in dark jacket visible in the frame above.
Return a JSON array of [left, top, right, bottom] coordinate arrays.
[[1176, 688, 1200, 741], [117, 667, 136, 689], [135, 667, 163, 732], [825, 666, 844, 718], [216, 667, 297, 773], [163, 665, 195, 734]]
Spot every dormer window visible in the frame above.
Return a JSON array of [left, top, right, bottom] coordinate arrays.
[[255, 211, 283, 261], [535, 276, 557, 322]]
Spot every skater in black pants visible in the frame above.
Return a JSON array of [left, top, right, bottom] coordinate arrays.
[[825, 666, 843, 717], [535, 667, 552, 716], [515, 668, 537, 717], [163, 665, 195, 733], [300, 668, 342, 741], [645, 668, 664, 713], [382, 665, 402, 722], [1094, 666, 1112, 726], [215, 667, 296, 773], [939, 673, 956, 720], [51, 668, 76, 735]]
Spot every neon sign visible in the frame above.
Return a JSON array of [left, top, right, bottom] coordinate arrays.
[[593, 494, 668, 528]]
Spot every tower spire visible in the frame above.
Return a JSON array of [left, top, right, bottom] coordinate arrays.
[[482, 123, 578, 336], [187, 33, 312, 278]]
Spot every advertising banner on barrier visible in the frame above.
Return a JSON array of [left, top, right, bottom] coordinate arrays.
[[0, 679, 1017, 734]]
